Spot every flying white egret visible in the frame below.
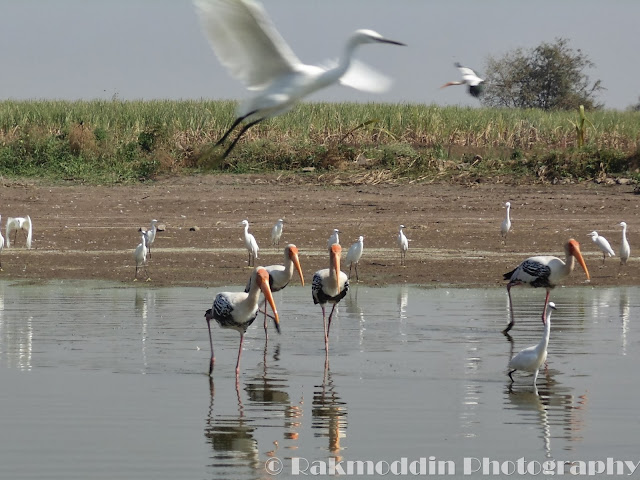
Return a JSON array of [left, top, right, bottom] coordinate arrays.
[[245, 244, 304, 337], [503, 239, 589, 334], [501, 202, 512, 241], [143, 219, 159, 258], [619, 221, 630, 266], [345, 235, 364, 281], [205, 267, 279, 376], [194, 0, 406, 158], [441, 62, 485, 98], [312, 243, 349, 353], [240, 219, 259, 267], [397, 225, 408, 266], [271, 218, 284, 247], [587, 231, 615, 265], [133, 231, 149, 281], [508, 302, 556, 387], [327, 229, 340, 248], [6, 215, 32, 249], [0, 215, 4, 270]]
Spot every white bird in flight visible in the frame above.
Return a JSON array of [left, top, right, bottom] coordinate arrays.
[[240, 219, 259, 267], [398, 225, 408, 266], [619, 221, 630, 267], [6, 215, 32, 249], [194, 0, 406, 158], [271, 218, 284, 247], [501, 202, 512, 242], [588, 231, 615, 265], [346, 235, 364, 281], [440, 63, 485, 98], [508, 302, 556, 388]]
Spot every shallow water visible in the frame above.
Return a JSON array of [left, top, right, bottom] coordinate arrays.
[[0, 280, 638, 478]]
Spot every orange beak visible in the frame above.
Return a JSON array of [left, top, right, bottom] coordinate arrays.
[[568, 239, 590, 281], [289, 246, 305, 287], [257, 268, 280, 333], [331, 244, 342, 294]]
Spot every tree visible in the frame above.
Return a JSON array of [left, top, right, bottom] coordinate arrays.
[[481, 38, 604, 110]]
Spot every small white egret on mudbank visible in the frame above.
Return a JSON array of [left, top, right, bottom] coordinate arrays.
[[271, 219, 284, 247], [501, 202, 512, 241], [587, 231, 615, 265], [133, 231, 149, 281], [346, 235, 364, 281], [619, 221, 630, 266], [397, 225, 408, 266], [6, 215, 32, 249], [241, 219, 259, 267]]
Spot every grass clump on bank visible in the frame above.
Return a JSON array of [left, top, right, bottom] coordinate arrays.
[[0, 100, 638, 184]]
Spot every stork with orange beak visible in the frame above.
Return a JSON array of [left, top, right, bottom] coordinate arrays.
[[205, 267, 279, 376], [245, 244, 305, 337], [502, 239, 590, 334], [312, 243, 349, 352]]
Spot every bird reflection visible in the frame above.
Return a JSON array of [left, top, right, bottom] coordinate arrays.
[[620, 290, 630, 356], [398, 285, 408, 338], [204, 377, 260, 471], [312, 360, 347, 460], [345, 286, 366, 348], [244, 343, 290, 405], [506, 387, 552, 458]]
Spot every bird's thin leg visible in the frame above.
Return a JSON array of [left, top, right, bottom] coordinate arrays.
[[326, 303, 338, 340], [236, 333, 245, 376], [321, 305, 328, 351], [508, 369, 516, 383], [503, 283, 516, 334], [541, 289, 550, 324], [263, 298, 269, 339], [532, 369, 539, 387], [207, 319, 215, 375], [355, 263, 359, 282], [348, 264, 352, 280], [223, 118, 263, 159], [216, 115, 248, 146]]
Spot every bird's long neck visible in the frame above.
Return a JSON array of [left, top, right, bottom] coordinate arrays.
[[540, 314, 551, 352], [332, 37, 362, 79], [245, 275, 262, 307], [327, 254, 340, 296], [622, 225, 628, 240], [562, 248, 575, 276]]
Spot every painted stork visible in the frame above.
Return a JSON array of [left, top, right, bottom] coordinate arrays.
[[6, 215, 32, 249], [440, 63, 485, 98], [619, 222, 630, 266], [345, 235, 364, 281], [312, 243, 349, 352], [327, 229, 340, 248], [271, 219, 284, 247], [133, 231, 149, 281], [205, 267, 279, 376], [241, 219, 259, 267], [142, 219, 158, 258], [501, 202, 512, 241], [503, 239, 590, 334], [245, 244, 304, 337], [398, 225, 408, 265], [508, 302, 556, 387], [194, 0, 405, 158], [588, 231, 615, 265]]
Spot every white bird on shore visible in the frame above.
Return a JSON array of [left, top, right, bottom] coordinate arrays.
[[143, 219, 159, 258], [588, 231, 615, 265], [241, 219, 259, 267], [501, 202, 512, 241], [327, 229, 340, 248], [618, 222, 630, 266], [194, 0, 406, 158], [508, 302, 556, 387], [398, 225, 408, 266], [133, 231, 149, 281], [6, 215, 32, 249], [271, 219, 284, 247], [346, 235, 364, 281], [503, 239, 589, 334], [440, 63, 485, 98], [312, 244, 349, 353]]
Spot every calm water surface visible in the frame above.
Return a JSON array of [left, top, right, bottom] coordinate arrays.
[[0, 280, 638, 478]]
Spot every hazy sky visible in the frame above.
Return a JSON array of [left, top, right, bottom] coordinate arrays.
[[1, 0, 638, 110]]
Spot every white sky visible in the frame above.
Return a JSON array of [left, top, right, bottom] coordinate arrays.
[[1, 0, 638, 110]]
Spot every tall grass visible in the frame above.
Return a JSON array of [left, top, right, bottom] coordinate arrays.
[[0, 100, 638, 183]]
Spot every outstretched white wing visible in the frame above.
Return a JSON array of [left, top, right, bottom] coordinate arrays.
[[339, 59, 393, 93], [194, 0, 302, 90]]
